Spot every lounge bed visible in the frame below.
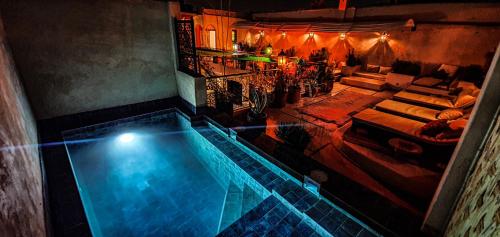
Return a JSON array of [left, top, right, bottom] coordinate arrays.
[[375, 100, 440, 122], [393, 91, 455, 109], [412, 77, 443, 87], [341, 76, 386, 91], [352, 108, 459, 146], [405, 85, 454, 98], [352, 71, 386, 80]]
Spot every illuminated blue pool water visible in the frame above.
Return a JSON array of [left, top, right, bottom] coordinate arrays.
[[63, 111, 267, 237]]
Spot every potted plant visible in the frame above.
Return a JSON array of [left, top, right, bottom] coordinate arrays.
[[215, 90, 233, 115], [246, 86, 268, 137], [323, 67, 335, 92], [342, 49, 361, 76], [272, 75, 288, 108], [287, 78, 301, 104], [275, 122, 311, 152]]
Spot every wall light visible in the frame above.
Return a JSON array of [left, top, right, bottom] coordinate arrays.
[[259, 30, 265, 37], [281, 31, 287, 37], [339, 32, 346, 41], [118, 133, 135, 143], [309, 32, 315, 38], [379, 32, 388, 43], [233, 43, 239, 52]]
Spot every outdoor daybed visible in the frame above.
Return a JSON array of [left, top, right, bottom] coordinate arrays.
[[352, 108, 460, 146], [341, 76, 386, 91], [405, 85, 454, 98], [375, 100, 440, 122], [393, 88, 478, 110]]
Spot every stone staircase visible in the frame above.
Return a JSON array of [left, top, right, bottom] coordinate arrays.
[[217, 196, 322, 237], [218, 182, 266, 234]]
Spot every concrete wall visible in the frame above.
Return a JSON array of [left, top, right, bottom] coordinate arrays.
[[0, 19, 45, 237], [0, 0, 179, 119], [175, 70, 207, 108]]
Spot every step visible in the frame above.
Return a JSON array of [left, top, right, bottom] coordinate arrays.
[[217, 182, 244, 233], [241, 183, 264, 216], [341, 76, 386, 91]]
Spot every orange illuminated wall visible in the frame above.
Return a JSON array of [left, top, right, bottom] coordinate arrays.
[[193, 13, 249, 51]]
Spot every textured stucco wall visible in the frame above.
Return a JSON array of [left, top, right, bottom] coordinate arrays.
[[175, 70, 207, 107], [0, 19, 45, 237], [445, 113, 499, 237], [0, 0, 178, 119]]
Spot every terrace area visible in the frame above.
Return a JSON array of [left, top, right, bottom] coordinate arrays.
[[0, 1, 499, 237]]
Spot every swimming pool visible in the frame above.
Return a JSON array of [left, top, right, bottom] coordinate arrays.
[[63, 109, 380, 237], [63, 111, 268, 236]]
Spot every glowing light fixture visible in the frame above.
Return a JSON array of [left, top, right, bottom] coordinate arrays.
[[118, 133, 135, 143], [339, 32, 346, 41], [265, 44, 273, 55], [379, 32, 388, 42], [281, 31, 287, 37], [259, 30, 265, 37], [233, 43, 239, 52], [309, 32, 315, 38], [278, 49, 287, 66]]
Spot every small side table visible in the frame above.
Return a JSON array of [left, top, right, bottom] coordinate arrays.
[[388, 138, 423, 158]]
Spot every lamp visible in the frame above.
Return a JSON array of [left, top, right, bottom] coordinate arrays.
[[379, 32, 388, 42], [233, 43, 239, 52], [278, 49, 287, 66], [339, 32, 346, 41], [260, 30, 265, 37], [309, 32, 315, 38], [281, 31, 287, 37], [265, 44, 273, 55]]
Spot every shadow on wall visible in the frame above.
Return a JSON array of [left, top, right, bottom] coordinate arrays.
[[330, 38, 353, 63], [302, 36, 317, 57], [364, 40, 396, 66]]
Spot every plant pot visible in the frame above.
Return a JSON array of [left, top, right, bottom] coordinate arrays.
[[246, 112, 267, 139], [287, 86, 301, 104], [273, 91, 287, 108], [323, 80, 334, 92], [215, 100, 233, 115]]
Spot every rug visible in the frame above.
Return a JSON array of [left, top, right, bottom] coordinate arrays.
[[298, 90, 383, 126]]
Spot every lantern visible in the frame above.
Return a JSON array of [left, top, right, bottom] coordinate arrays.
[[265, 44, 273, 55], [379, 32, 388, 43], [278, 49, 287, 66], [339, 32, 346, 41], [233, 43, 239, 52]]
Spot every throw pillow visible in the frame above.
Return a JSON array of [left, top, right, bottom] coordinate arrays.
[[449, 119, 468, 131], [437, 109, 464, 120], [379, 66, 392, 75], [438, 64, 459, 78], [436, 128, 463, 139], [420, 119, 449, 137], [454, 94, 476, 108], [366, 64, 380, 73]]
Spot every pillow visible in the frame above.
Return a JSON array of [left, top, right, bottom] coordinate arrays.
[[448, 87, 463, 96], [454, 94, 476, 108], [436, 128, 463, 139], [438, 64, 459, 78], [379, 66, 392, 75], [431, 69, 449, 79], [420, 119, 449, 137], [449, 119, 468, 130], [366, 64, 380, 73], [437, 109, 463, 120]]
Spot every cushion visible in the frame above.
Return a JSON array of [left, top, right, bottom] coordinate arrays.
[[366, 64, 380, 73], [454, 94, 476, 108], [449, 119, 468, 130], [420, 119, 449, 137], [394, 91, 455, 109], [448, 87, 463, 96], [379, 66, 392, 75], [438, 64, 459, 78], [413, 77, 443, 87], [437, 109, 463, 120], [431, 69, 449, 79], [436, 128, 463, 139], [376, 100, 440, 122]]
